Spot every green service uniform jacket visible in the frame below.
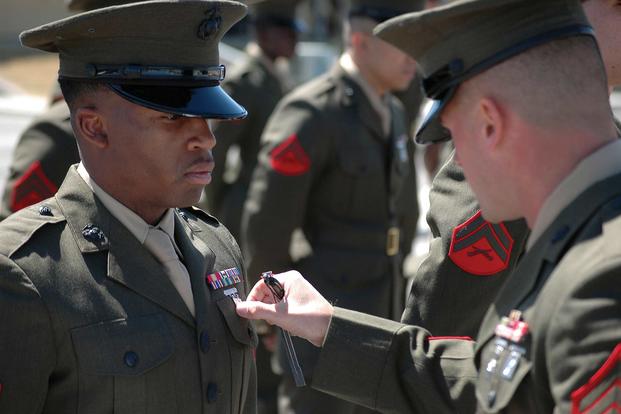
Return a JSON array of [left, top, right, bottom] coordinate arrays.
[[309, 172, 621, 413], [243, 63, 419, 374], [0, 101, 79, 221], [204, 55, 285, 240], [0, 167, 257, 414], [404, 120, 621, 338]]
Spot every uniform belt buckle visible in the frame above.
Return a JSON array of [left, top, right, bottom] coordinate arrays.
[[386, 227, 400, 256]]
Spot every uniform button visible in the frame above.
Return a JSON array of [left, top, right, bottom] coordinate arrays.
[[206, 382, 218, 403], [39, 205, 53, 216], [200, 331, 210, 353], [124, 351, 139, 368]]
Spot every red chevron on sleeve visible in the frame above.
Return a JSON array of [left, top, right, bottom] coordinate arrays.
[[269, 134, 311, 176], [10, 161, 58, 212], [571, 343, 621, 414], [448, 210, 514, 276]]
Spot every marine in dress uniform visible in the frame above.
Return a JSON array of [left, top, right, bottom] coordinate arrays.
[[0, 0, 144, 222], [242, 1, 422, 412], [0, 1, 258, 413], [237, 0, 621, 413], [402, 0, 621, 338], [204, 0, 300, 241]]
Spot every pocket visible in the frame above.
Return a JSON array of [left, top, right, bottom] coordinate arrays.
[[476, 336, 532, 413], [71, 314, 176, 414], [214, 290, 258, 348], [334, 142, 387, 218], [71, 314, 174, 376]]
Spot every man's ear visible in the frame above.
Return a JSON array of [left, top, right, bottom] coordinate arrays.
[[478, 97, 505, 149], [351, 31, 368, 51], [73, 107, 109, 149]]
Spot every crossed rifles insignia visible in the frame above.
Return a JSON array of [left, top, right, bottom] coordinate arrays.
[[448, 211, 514, 276]]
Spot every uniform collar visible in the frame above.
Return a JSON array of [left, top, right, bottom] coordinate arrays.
[[339, 51, 392, 136], [527, 139, 621, 250], [76, 162, 176, 245]]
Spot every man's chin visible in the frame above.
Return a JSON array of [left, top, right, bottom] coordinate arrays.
[[173, 191, 204, 210]]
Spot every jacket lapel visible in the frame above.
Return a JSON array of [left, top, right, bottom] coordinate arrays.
[[107, 223, 195, 327], [56, 166, 195, 327], [476, 172, 621, 354]]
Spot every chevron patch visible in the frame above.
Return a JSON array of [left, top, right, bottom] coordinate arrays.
[[10, 161, 58, 213], [571, 343, 621, 414], [448, 211, 514, 276], [269, 134, 311, 176]]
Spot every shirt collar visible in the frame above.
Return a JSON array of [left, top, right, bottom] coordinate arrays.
[[527, 139, 621, 250], [339, 51, 392, 136], [76, 162, 176, 244]]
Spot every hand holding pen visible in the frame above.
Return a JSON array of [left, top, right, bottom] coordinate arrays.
[[259, 271, 306, 387]]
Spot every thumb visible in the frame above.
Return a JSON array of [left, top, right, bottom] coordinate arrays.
[[235, 300, 278, 322]]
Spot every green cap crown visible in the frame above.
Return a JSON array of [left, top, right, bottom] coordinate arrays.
[[21, 0, 247, 83], [375, 0, 593, 143], [21, 0, 249, 119]]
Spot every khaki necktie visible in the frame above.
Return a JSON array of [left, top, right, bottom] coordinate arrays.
[[144, 227, 196, 316]]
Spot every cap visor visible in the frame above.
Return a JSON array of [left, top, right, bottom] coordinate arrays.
[[109, 83, 247, 120], [415, 90, 455, 144]]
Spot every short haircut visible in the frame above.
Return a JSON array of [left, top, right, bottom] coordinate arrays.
[[463, 35, 609, 128], [58, 78, 107, 110]]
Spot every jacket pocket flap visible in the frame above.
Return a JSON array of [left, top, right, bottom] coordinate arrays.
[[71, 313, 173, 377], [215, 294, 258, 347]]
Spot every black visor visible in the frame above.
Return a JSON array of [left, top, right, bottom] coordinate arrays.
[[109, 83, 247, 120], [415, 88, 454, 144]]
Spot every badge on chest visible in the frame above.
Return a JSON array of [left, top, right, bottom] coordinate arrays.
[[205, 267, 242, 303], [478, 310, 532, 411]]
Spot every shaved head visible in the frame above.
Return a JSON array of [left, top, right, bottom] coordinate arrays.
[[459, 36, 610, 130]]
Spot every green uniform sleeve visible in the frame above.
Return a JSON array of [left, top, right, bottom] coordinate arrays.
[[546, 264, 621, 413], [0, 106, 78, 220], [312, 307, 478, 414], [0, 254, 56, 413], [403, 151, 528, 336], [398, 136, 419, 263], [242, 98, 330, 282]]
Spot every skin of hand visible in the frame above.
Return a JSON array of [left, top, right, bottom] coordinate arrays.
[[235, 271, 334, 347]]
